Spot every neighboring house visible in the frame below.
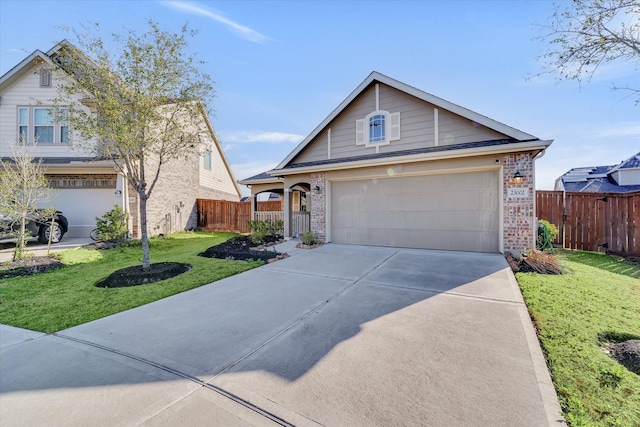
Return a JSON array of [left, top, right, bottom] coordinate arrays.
[[240, 72, 553, 254], [555, 152, 640, 193], [0, 42, 240, 239]]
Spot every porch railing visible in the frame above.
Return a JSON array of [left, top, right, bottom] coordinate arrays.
[[255, 211, 284, 222], [292, 211, 310, 235]]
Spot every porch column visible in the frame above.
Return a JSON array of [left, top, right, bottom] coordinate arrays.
[[250, 193, 257, 221], [283, 187, 292, 239]]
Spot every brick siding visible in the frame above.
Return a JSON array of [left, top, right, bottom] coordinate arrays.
[[502, 152, 535, 254], [310, 173, 326, 242]]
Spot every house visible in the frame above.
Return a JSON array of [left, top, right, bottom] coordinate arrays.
[[240, 72, 553, 254], [555, 152, 640, 193], [0, 42, 240, 239]]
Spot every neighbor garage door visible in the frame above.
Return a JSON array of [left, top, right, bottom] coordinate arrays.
[[51, 188, 118, 238], [330, 170, 499, 252]]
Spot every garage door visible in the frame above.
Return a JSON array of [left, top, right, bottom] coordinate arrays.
[[50, 189, 119, 238], [330, 170, 499, 252]]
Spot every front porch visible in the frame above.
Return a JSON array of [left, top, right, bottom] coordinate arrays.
[[241, 173, 313, 239]]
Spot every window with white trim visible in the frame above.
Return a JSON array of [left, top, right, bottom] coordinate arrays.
[[355, 110, 400, 149], [17, 107, 69, 144], [204, 151, 212, 170]]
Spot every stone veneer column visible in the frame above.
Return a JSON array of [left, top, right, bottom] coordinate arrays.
[[503, 152, 535, 255], [310, 173, 326, 242]]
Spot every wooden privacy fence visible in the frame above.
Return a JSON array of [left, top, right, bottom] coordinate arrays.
[[536, 190, 640, 254], [197, 199, 284, 233]]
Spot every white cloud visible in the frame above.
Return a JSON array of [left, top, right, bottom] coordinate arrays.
[[594, 123, 640, 138], [162, 1, 271, 44], [219, 130, 304, 144]]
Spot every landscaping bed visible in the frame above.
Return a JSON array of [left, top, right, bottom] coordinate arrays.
[[199, 235, 285, 262], [0, 232, 261, 333], [0, 256, 65, 279]]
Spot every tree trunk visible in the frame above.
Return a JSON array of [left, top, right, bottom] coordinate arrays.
[[13, 216, 28, 262], [139, 192, 151, 270]]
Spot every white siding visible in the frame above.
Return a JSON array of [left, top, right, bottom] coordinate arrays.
[[0, 62, 95, 158], [198, 138, 239, 197], [612, 169, 640, 186]]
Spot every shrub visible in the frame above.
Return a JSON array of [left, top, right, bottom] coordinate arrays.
[[301, 231, 316, 245], [248, 219, 284, 244], [96, 205, 129, 243]]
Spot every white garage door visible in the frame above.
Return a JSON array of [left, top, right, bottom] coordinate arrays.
[[330, 170, 499, 252], [50, 189, 119, 238]]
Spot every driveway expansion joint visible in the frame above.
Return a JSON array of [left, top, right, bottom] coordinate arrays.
[[360, 280, 525, 305], [52, 333, 296, 427]]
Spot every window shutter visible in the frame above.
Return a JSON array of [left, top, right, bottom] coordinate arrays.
[[389, 112, 401, 141], [355, 119, 365, 145]]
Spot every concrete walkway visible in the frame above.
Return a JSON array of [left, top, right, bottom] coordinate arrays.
[[0, 244, 564, 426]]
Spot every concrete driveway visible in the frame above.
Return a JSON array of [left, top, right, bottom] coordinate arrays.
[[0, 244, 563, 426]]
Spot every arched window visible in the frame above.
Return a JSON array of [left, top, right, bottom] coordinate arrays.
[[369, 114, 386, 142], [356, 110, 400, 149]]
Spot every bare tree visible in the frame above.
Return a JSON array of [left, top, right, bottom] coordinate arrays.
[[0, 142, 55, 261], [536, 0, 640, 104], [53, 21, 214, 270]]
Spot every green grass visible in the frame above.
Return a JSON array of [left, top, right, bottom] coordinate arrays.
[[0, 232, 261, 333], [517, 250, 640, 426]]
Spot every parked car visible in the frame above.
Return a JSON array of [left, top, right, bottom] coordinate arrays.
[[0, 211, 69, 244]]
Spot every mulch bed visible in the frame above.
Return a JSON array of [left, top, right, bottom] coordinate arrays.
[[199, 235, 285, 262], [1, 235, 287, 281], [95, 262, 191, 288], [0, 256, 65, 279]]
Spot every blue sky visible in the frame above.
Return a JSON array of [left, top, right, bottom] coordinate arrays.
[[1, 0, 638, 195]]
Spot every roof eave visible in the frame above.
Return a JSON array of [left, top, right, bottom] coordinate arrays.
[[0, 50, 55, 90], [237, 176, 282, 186], [270, 139, 552, 177]]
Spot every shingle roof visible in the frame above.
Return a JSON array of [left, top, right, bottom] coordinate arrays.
[[241, 171, 276, 181], [563, 176, 640, 193], [618, 152, 640, 169], [276, 139, 519, 171], [558, 151, 640, 193]]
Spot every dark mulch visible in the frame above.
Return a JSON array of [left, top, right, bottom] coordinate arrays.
[[0, 256, 65, 279], [607, 340, 640, 375], [95, 262, 191, 288], [199, 235, 282, 262]]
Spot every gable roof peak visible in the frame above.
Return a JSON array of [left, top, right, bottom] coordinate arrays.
[[276, 71, 539, 169]]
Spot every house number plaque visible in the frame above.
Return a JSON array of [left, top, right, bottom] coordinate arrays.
[[507, 188, 529, 198]]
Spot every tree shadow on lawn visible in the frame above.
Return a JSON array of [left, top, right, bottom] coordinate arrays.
[[564, 250, 640, 279]]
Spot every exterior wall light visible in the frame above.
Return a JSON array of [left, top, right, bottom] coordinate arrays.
[[314, 185, 321, 193], [513, 171, 523, 184]]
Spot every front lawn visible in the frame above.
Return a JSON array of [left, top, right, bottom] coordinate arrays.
[[0, 232, 262, 333], [517, 250, 640, 426]]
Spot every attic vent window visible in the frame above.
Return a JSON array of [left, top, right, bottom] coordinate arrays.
[[356, 110, 400, 150], [40, 69, 52, 87]]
